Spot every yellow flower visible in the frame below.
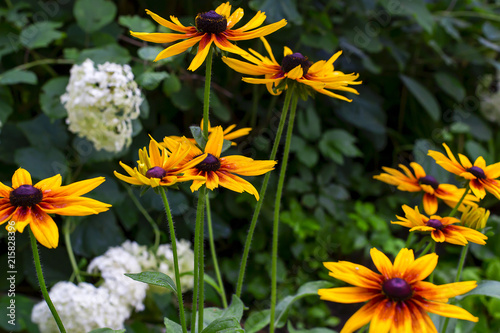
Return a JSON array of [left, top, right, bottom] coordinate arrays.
[[0, 168, 111, 248], [393, 205, 487, 246], [130, 2, 287, 71], [169, 118, 251, 146], [319, 248, 478, 333], [162, 126, 276, 200], [461, 205, 489, 230], [428, 143, 500, 199], [222, 37, 361, 101], [373, 162, 478, 215], [114, 138, 207, 188]]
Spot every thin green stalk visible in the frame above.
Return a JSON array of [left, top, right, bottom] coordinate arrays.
[[29, 229, 66, 333], [441, 244, 470, 333], [448, 183, 470, 218], [235, 89, 293, 297], [206, 192, 228, 308], [418, 242, 433, 257], [124, 185, 160, 252], [203, 48, 214, 140], [405, 232, 414, 248], [191, 187, 206, 331], [159, 187, 188, 333], [270, 94, 299, 333], [63, 218, 82, 283], [198, 192, 205, 332]]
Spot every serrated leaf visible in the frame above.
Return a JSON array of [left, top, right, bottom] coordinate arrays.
[[137, 71, 169, 90], [125, 272, 177, 295], [201, 317, 243, 333], [164, 317, 183, 333], [434, 72, 465, 102], [20, 21, 64, 49], [119, 15, 156, 33], [400, 75, 441, 122], [0, 69, 37, 85], [40, 77, 69, 119], [74, 0, 117, 33]]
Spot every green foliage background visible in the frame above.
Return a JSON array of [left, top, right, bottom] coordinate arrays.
[[1, 0, 500, 332]]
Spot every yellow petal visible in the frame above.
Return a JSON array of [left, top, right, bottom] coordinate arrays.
[[12, 168, 32, 188]]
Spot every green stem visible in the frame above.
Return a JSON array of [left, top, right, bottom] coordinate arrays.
[[191, 187, 206, 331], [448, 183, 470, 218], [203, 48, 213, 140], [405, 232, 414, 248], [63, 219, 82, 283], [270, 94, 299, 333], [206, 192, 228, 308], [418, 242, 433, 257], [235, 89, 293, 297], [0, 59, 74, 79], [124, 185, 160, 252], [29, 229, 66, 333], [198, 189, 206, 332], [441, 244, 470, 333], [159, 187, 188, 333]]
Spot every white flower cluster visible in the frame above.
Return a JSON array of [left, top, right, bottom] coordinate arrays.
[[61, 59, 143, 152], [478, 71, 500, 124], [31, 240, 195, 332]]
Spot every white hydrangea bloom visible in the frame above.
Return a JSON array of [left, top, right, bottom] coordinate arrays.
[[31, 282, 129, 333], [121, 239, 158, 271], [478, 72, 500, 124], [87, 246, 148, 311], [157, 239, 195, 292], [61, 58, 143, 152]]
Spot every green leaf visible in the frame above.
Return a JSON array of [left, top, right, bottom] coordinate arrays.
[[0, 86, 13, 124], [14, 147, 69, 180], [119, 15, 156, 33], [249, 0, 302, 25], [77, 44, 131, 64], [400, 75, 441, 122], [162, 74, 182, 96], [137, 71, 169, 90], [164, 317, 183, 333], [20, 21, 64, 49], [0, 294, 38, 332], [125, 272, 177, 295], [455, 280, 500, 300], [319, 129, 361, 164], [171, 86, 196, 111], [0, 69, 37, 85], [74, 0, 117, 33], [245, 281, 333, 332], [288, 322, 338, 333], [17, 115, 69, 150], [434, 72, 466, 102], [40, 77, 69, 119], [201, 317, 243, 333], [138, 46, 165, 61], [483, 22, 500, 41], [88, 329, 126, 333], [222, 295, 245, 322], [196, 88, 231, 122], [190, 126, 207, 149], [298, 107, 321, 141]]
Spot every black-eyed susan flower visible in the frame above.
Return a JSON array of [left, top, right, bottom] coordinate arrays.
[[222, 37, 361, 101], [374, 162, 478, 215], [114, 138, 207, 188], [428, 143, 500, 200], [0, 168, 110, 248], [318, 247, 478, 333], [162, 126, 276, 200], [393, 205, 487, 246], [461, 205, 490, 230], [170, 118, 251, 147], [130, 2, 287, 71]]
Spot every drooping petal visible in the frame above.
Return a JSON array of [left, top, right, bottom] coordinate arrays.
[[415, 299, 478, 322], [187, 34, 215, 71], [29, 206, 59, 249]]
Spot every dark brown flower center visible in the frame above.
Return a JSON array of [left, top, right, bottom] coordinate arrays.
[[9, 185, 43, 207], [195, 10, 227, 34], [418, 175, 440, 190], [382, 278, 413, 301], [145, 166, 166, 179], [281, 53, 312, 75], [467, 166, 486, 179], [426, 218, 444, 230], [195, 153, 220, 172]]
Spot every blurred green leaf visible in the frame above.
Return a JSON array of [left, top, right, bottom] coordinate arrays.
[[456, 280, 500, 300], [17, 115, 69, 150], [77, 44, 131, 64], [0, 86, 13, 124], [434, 72, 465, 102], [249, 0, 302, 25], [138, 46, 165, 61], [287, 322, 338, 333], [0, 295, 38, 332], [400, 75, 441, 122], [119, 15, 156, 33], [483, 22, 500, 41], [74, 0, 117, 33], [88, 329, 126, 333], [163, 73, 182, 96], [319, 129, 361, 164], [14, 146, 69, 180], [40, 77, 69, 119], [20, 21, 65, 49], [125, 272, 177, 295], [201, 317, 243, 333], [196, 88, 231, 122], [298, 107, 321, 141], [171, 86, 196, 111], [0, 69, 37, 85], [164, 318, 183, 333], [137, 71, 169, 90]]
